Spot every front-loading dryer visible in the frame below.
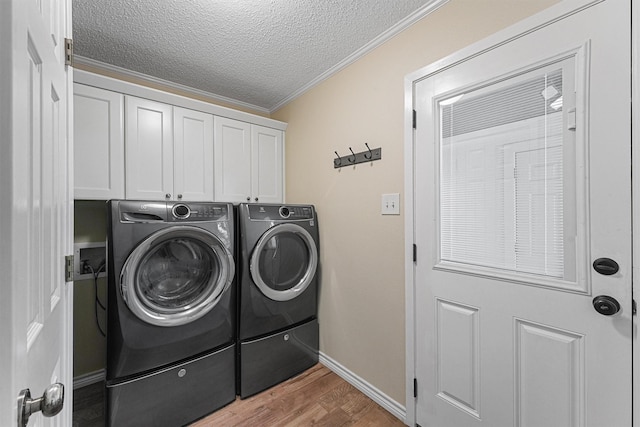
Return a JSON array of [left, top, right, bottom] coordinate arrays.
[[237, 203, 319, 398], [106, 200, 236, 426]]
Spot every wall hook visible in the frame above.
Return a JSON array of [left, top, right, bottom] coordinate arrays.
[[334, 151, 342, 167], [364, 143, 373, 160], [333, 144, 382, 169]]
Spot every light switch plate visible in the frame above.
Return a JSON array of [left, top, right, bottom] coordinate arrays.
[[381, 193, 400, 215]]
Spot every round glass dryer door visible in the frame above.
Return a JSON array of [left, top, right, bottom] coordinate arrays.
[[120, 226, 235, 327], [250, 223, 318, 302]]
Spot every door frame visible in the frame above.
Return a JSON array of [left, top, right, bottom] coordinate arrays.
[[403, 1, 636, 425]]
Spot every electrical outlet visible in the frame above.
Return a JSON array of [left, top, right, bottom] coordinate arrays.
[[74, 242, 107, 280], [381, 193, 400, 215]]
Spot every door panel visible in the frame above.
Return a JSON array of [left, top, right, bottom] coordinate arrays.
[[413, 1, 630, 426], [0, 0, 73, 425], [251, 125, 283, 203], [125, 96, 173, 200], [214, 116, 252, 203], [173, 107, 214, 201]]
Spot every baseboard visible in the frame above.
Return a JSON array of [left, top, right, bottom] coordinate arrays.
[[319, 352, 406, 422], [73, 369, 105, 389]]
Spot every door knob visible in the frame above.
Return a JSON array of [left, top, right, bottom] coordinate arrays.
[[593, 258, 619, 275], [17, 383, 64, 427], [592, 295, 621, 316]]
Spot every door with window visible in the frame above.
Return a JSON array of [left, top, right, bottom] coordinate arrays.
[[413, 1, 631, 426]]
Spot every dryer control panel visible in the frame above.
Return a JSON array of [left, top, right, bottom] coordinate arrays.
[[117, 200, 230, 223], [248, 204, 314, 221]]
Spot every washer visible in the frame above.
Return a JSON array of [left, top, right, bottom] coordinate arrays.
[[237, 203, 319, 398], [106, 200, 236, 427]]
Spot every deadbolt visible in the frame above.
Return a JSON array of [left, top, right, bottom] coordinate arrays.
[[592, 295, 621, 316], [593, 258, 619, 275]]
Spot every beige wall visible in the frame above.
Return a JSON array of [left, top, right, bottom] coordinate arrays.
[[74, 200, 108, 377], [271, 0, 559, 405]]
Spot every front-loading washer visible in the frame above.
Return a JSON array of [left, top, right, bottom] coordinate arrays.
[[237, 203, 320, 398], [106, 200, 236, 426]]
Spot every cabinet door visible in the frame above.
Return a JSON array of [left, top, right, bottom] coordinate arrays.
[[174, 107, 214, 201], [214, 116, 252, 203], [251, 125, 283, 203], [74, 84, 124, 199], [125, 96, 173, 200]]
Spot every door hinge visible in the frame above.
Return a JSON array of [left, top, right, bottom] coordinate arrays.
[[412, 110, 417, 129], [413, 244, 417, 263], [633, 299, 637, 316], [64, 38, 73, 66], [413, 378, 418, 398], [65, 255, 74, 282]]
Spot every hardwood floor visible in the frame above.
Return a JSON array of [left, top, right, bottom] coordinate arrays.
[[72, 380, 105, 427], [73, 363, 405, 426]]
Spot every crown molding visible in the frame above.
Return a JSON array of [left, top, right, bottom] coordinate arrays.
[[73, 55, 271, 115]]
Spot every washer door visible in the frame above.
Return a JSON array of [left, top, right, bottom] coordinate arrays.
[[250, 223, 318, 302], [120, 226, 235, 327]]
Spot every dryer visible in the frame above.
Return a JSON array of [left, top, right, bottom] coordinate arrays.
[[237, 203, 319, 398], [106, 200, 236, 427]]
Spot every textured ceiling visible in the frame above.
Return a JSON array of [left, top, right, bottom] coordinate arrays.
[[72, 0, 442, 112]]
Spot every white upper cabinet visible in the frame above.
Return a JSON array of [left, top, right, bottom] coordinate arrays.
[[214, 116, 283, 203], [125, 97, 214, 201], [74, 84, 125, 199], [173, 107, 214, 201], [73, 71, 285, 202], [214, 116, 252, 203], [125, 96, 174, 200], [251, 124, 283, 203]]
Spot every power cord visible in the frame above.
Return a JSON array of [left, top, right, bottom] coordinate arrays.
[[86, 262, 107, 337]]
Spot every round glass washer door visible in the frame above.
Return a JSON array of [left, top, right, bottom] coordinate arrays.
[[250, 223, 318, 302], [120, 226, 235, 327]]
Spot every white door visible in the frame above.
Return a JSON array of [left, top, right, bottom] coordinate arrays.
[[214, 116, 252, 203], [251, 125, 284, 204], [125, 96, 174, 200], [0, 0, 73, 426], [173, 107, 214, 201], [413, 1, 631, 426]]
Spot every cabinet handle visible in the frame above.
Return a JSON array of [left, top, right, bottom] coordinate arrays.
[[254, 197, 258, 202], [177, 194, 182, 199], [246, 197, 250, 201], [165, 193, 171, 199]]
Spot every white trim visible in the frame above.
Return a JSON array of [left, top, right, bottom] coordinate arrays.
[[319, 352, 406, 423], [404, 1, 609, 425], [74, 55, 271, 115], [73, 369, 105, 389], [632, 1, 639, 426], [73, 69, 288, 131], [269, 0, 449, 112]]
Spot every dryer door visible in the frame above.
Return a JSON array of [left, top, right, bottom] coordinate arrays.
[[121, 226, 235, 327], [250, 223, 318, 301]]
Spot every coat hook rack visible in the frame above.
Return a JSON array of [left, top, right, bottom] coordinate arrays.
[[334, 143, 382, 169]]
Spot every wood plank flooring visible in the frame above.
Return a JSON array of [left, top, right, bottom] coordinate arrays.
[[73, 363, 406, 426]]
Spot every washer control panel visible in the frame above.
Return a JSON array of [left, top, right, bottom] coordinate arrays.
[[168, 202, 229, 222], [248, 204, 314, 221]]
